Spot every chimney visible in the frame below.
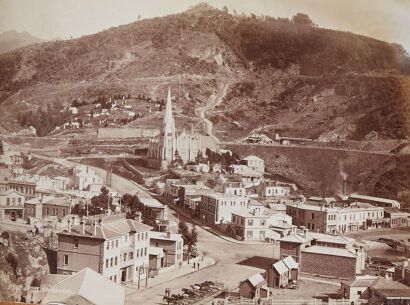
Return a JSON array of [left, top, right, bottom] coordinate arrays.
[[80, 220, 85, 235], [67, 219, 71, 233], [93, 220, 97, 236], [303, 228, 308, 238]]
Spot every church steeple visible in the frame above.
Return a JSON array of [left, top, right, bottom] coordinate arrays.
[[160, 86, 176, 161]]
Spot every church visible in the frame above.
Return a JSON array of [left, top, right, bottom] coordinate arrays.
[[147, 87, 217, 169]]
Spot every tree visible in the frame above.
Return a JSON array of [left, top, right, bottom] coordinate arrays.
[[178, 221, 198, 256], [89, 187, 114, 215], [292, 13, 314, 26]]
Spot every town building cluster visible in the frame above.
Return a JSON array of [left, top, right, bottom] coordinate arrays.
[[1, 86, 409, 305]]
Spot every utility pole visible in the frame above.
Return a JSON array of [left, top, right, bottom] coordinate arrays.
[[137, 266, 141, 290]]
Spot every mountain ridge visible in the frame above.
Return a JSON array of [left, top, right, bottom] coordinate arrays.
[[0, 3, 409, 142]]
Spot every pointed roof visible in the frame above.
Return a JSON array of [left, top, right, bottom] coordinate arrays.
[[41, 267, 125, 305], [247, 273, 265, 287], [163, 86, 175, 134]]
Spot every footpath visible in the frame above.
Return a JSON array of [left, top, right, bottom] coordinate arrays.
[[124, 256, 215, 293], [155, 195, 270, 246]]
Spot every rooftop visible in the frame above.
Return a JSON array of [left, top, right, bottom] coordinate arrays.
[[247, 273, 265, 287], [272, 260, 289, 275], [301, 245, 357, 258], [150, 231, 182, 242], [41, 267, 125, 305], [140, 197, 165, 208], [349, 194, 400, 205]]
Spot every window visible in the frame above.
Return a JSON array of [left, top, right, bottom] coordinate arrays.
[[261, 220, 266, 226], [116, 240, 119, 247], [248, 220, 253, 226], [137, 249, 139, 257], [6, 198, 10, 205], [107, 242, 110, 250], [357, 291, 362, 295], [137, 234, 140, 241], [63, 255, 68, 265], [106, 259, 109, 268], [246, 231, 253, 238], [123, 253, 127, 261], [62, 209, 66, 216], [115, 257, 118, 265], [114, 275, 117, 282], [111, 241, 114, 248], [129, 252, 133, 260], [145, 232, 148, 239], [312, 224, 315, 230], [110, 276, 112, 281], [110, 258, 113, 267], [311, 213, 315, 219], [74, 239, 79, 249], [144, 247, 147, 256], [18, 198, 21, 203]]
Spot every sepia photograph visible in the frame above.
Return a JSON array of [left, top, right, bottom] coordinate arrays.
[[0, 0, 409, 304]]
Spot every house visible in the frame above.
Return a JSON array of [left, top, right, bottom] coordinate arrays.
[[199, 193, 249, 226], [341, 275, 379, 303], [228, 165, 263, 184], [72, 165, 105, 190], [139, 197, 167, 220], [341, 276, 410, 305], [186, 163, 210, 173], [240, 155, 265, 174], [0, 189, 25, 221], [231, 209, 270, 241], [239, 273, 268, 299], [39, 267, 125, 305], [149, 231, 183, 269], [266, 260, 289, 288], [384, 208, 409, 228], [369, 277, 410, 305], [348, 194, 401, 209], [69, 106, 78, 114], [282, 255, 299, 280], [56, 213, 152, 284], [259, 181, 291, 198]]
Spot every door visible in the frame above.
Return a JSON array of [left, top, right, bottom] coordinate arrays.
[[121, 268, 126, 282]]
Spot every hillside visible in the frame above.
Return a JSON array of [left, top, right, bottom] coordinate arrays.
[[0, 3, 409, 141], [0, 30, 44, 54]]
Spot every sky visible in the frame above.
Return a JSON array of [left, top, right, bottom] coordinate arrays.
[[0, 0, 409, 52]]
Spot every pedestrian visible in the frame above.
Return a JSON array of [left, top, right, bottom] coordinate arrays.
[[193, 262, 196, 269], [197, 262, 200, 269]]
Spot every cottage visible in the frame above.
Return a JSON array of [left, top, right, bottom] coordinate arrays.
[[266, 260, 289, 288], [239, 273, 266, 299]]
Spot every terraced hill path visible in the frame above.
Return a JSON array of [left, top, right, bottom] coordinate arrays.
[[196, 82, 230, 144]]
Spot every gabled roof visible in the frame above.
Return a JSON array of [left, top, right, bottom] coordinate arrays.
[[282, 256, 299, 270], [371, 278, 410, 298], [272, 260, 289, 275], [41, 267, 125, 305], [247, 273, 265, 287]]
